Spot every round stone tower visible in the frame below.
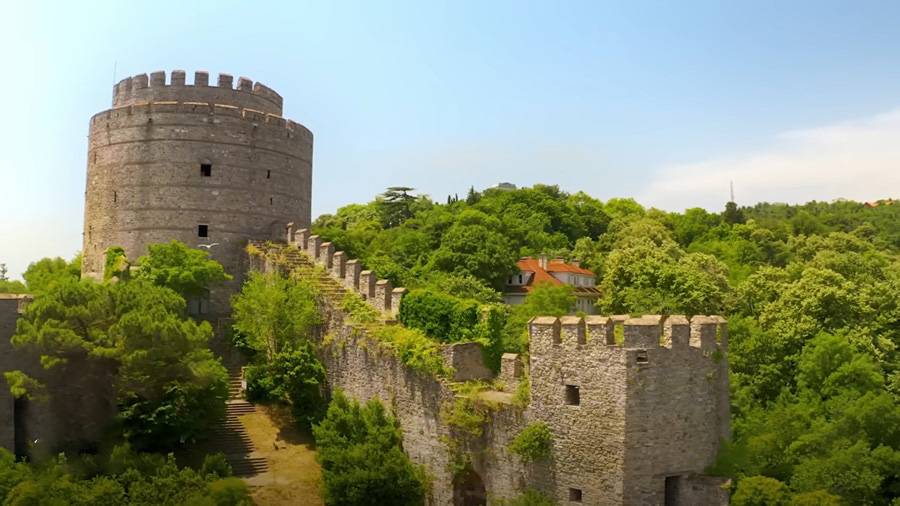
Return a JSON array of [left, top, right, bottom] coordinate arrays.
[[82, 70, 312, 325]]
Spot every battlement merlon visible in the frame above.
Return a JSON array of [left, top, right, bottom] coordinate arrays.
[[529, 315, 727, 357], [112, 70, 284, 115]]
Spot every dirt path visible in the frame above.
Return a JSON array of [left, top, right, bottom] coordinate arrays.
[[239, 404, 325, 505]]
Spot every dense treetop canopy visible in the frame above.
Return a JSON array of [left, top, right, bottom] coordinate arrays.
[[313, 186, 900, 504]]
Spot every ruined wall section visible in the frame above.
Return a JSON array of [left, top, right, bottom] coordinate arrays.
[[83, 72, 312, 324]]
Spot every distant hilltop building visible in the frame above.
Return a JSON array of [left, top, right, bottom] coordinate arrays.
[[82, 70, 313, 327], [505, 256, 601, 313], [864, 198, 896, 208], [494, 182, 517, 191]]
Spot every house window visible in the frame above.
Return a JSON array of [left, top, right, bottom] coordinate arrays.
[[198, 224, 208, 237], [565, 385, 580, 406], [518, 274, 523, 283], [200, 163, 212, 177], [569, 488, 583, 502]]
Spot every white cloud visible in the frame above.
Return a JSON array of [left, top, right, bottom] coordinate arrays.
[[640, 109, 900, 211]]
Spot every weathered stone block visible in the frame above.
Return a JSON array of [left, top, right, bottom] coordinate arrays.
[[373, 279, 392, 313], [344, 259, 361, 291], [358, 270, 375, 300]]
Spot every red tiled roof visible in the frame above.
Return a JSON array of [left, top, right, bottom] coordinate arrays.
[[507, 257, 598, 296], [546, 260, 595, 276]]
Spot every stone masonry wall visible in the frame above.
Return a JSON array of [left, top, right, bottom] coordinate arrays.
[[0, 296, 24, 453], [82, 70, 312, 331], [254, 238, 731, 505]]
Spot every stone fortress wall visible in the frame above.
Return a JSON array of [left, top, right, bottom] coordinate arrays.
[[0, 295, 116, 460], [82, 70, 313, 323], [266, 228, 731, 505]]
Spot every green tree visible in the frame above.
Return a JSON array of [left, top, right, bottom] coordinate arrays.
[[431, 215, 517, 289], [502, 283, 575, 353], [21, 255, 81, 293], [231, 271, 321, 359], [732, 476, 790, 506], [377, 187, 417, 228], [313, 391, 426, 506], [135, 241, 230, 298], [113, 307, 227, 450], [10, 259, 229, 451], [245, 345, 326, 428]]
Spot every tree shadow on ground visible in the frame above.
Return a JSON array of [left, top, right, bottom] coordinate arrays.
[[260, 403, 317, 449]]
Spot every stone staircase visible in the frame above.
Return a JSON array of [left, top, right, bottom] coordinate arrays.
[[207, 368, 269, 478], [253, 241, 357, 306]]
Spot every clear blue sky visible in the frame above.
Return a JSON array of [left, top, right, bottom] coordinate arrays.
[[3, 0, 900, 278]]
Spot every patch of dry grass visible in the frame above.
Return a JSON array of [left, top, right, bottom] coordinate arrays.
[[241, 404, 324, 506]]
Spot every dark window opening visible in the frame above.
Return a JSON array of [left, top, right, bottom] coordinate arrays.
[[198, 224, 208, 237], [266, 169, 271, 179], [568, 488, 583, 502], [636, 350, 649, 364], [565, 385, 580, 406], [664, 476, 680, 506], [270, 197, 273, 205], [113, 191, 117, 203], [200, 163, 212, 177]]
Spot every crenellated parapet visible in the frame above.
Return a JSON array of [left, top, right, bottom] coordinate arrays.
[[290, 227, 407, 319], [112, 70, 283, 115], [529, 314, 726, 360]]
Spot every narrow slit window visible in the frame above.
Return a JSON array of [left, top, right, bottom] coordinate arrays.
[[569, 488, 583, 502], [565, 385, 580, 406], [266, 169, 271, 179], [113, 191, 117, 203], [270, 197, 274, 205], [200, 163, 212, 177], [198, 224, 208, 237]]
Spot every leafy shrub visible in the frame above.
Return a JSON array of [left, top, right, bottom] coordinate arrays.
[[313, 390, 426, 506], [0, 445, 250, 506], [399, 289, 507, 371], [341, 291, 379, 324], [731, 476, 789, 506], [398, 289, 480, 342], [199, 453, 232, 479], [443, 382, 497, 438], [494, 488, 555, 506], [375, 325, 449, 378], [789, 490, 842, 506], [244, 344, 327, 428], [508, 422, 552, 462], [231, 271, 320, 358]]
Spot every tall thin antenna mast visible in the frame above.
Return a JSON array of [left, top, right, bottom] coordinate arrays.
[[730, 180, 735, 203]]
